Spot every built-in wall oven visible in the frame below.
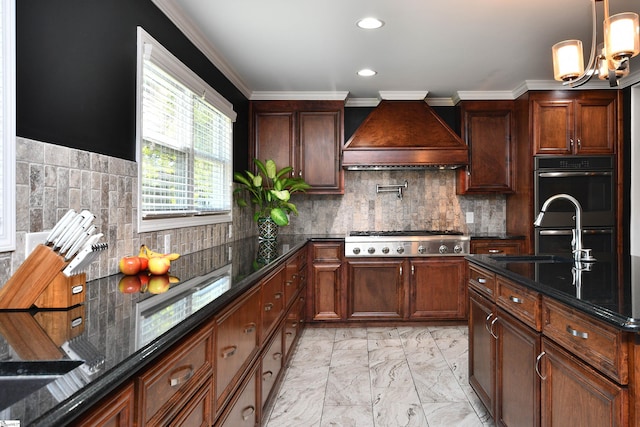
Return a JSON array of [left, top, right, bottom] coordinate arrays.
[[534, 156, 615, 228]]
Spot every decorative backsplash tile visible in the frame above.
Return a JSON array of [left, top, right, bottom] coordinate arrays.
[[0, 140, 505, 287]]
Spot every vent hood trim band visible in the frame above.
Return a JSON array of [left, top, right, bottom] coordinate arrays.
[[342, 100, 468, 170]]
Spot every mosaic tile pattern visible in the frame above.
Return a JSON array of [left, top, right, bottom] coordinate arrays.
[[265, 326, 494, 427]]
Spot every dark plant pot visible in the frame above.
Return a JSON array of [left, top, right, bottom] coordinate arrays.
[[257, 217, 278, 240]]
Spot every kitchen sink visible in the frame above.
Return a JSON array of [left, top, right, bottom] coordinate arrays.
[[0, 360, 83, 409], [488, 254, 574, 263]]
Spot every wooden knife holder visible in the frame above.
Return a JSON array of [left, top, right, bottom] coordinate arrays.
[[0, 244, 86, 309]]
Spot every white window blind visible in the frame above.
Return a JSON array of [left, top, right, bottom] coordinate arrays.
[[137, 27, 235, 231]]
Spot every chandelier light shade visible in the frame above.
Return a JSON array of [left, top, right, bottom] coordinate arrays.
[[604, 12, 640, 60], [552, 0, 640, 87], [553, 40, 585, 81]]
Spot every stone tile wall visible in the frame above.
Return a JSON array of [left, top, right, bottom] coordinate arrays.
[[286, 170, 506, 235]]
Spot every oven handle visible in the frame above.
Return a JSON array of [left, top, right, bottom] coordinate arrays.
[[537, 171, 612, 178], [538, 229, 612, 236]]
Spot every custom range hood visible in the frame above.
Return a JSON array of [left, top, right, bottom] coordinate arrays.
[[342, 100, 468, 170]]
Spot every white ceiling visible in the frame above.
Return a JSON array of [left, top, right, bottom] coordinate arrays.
[[153, 0, 640, 105]]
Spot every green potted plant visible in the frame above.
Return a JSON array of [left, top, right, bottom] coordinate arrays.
[[233, 159, 310, 238]]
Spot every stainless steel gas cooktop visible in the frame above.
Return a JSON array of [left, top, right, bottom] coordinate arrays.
[[344, 230, 470, 257]]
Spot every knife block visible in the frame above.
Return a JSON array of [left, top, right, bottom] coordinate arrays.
[[0, 244, 84, 309]]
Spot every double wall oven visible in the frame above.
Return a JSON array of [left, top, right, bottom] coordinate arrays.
[[534, 156, 615, 256]]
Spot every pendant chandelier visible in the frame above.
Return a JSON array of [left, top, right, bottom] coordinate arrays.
[[552, 0, 639, 87]]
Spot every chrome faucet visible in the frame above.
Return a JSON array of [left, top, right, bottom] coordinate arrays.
[[534, 194, 594, 262]]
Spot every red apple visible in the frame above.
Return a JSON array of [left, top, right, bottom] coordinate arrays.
[[138, 256, 149, 271], [148, 274, 171, 294], [119, 256, 141, 275], [148, 256, 171, 275], [118, 275, 142, 293]]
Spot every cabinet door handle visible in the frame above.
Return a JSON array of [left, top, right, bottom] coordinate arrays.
[[509, 295, 523, 304], [566, 325, 588, 339], [274, 292, 283, 299], [273, 351, 283, 360], [577, 138, 581, 148], [535, 351, 547, 380], [265, 302, 274, 311], [169, 365, 194, 387], [221, 345, 237, 359], [243, 322, 256, 334], [241, 406, 256, 421], [488, 249, 502, 254], [490, 317, 499, 339], [411, 265, 415, 275], [399, 266, 403, 276], [477, 277, 487, 284], [570, 138, 574, 147], [263, 370, 273, 381], [484, 313, 494, 334]]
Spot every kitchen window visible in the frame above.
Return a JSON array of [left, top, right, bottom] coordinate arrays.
[[0, 0, 15, 251], [136, 27, 236, 232]]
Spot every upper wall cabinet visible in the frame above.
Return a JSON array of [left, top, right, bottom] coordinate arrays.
[[456, 101, 515, 194], [530, 91, 618, 156], [250, 100, 344, 194]]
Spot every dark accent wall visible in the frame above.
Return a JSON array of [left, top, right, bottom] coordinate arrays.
[[16, 0, 249, 171]]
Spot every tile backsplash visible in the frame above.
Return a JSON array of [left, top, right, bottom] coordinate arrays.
[[0, 140, 506, 287]]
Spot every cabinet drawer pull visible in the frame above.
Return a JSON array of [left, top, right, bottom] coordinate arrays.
[[169, 365, 193, 387], [243, 322, 256, 334], [274, 292, 283, 299], [72, 285, 84, 294], [477, 277, 487, 284], [221, 345, 237, 358], [265, 303, 274, 311], [535, 351, 547, 380], [263, 370, 273, 380], [71, 317, 83, 328], [241, 406, 255, 421], [285, 331, 293, 336], [488, 249, 502, 254], [566, 325, 588, 339], [509, 295, 523, 304], [285, 280, 293, 287], [273, 352, 283, 360], [291, 321, 298, 328]]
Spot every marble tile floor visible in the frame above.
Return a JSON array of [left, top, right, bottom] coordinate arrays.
[[264, 325, 495, 427]]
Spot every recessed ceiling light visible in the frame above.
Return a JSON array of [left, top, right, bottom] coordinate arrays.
[[356, 17, 384, 30], [357, 69, 377, 77]]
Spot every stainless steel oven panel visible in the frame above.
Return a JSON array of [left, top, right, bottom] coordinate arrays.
[[534, 168, 615, 228]]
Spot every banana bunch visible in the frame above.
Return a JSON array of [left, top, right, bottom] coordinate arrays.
[[138, 244, 180, 261]]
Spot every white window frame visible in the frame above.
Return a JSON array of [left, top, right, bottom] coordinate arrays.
[[0, 0, 15, 251], [136, 27, 236, 232]]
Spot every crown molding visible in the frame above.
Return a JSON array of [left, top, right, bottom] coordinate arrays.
[[250, 91, 349, 101], [378, 91, 428, 100], [151, 0, 252, 98]]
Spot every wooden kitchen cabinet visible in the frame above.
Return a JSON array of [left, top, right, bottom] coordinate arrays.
[[136, 323, 213, 426], [470, 239, 522, 255], [346, 258, 404, 320], [71, 382, 135, 427], [250, 100, 344, 194], [408, 257, 467, 319], [469, 288, 496, 418], [308, 241, 344, 321], [540, 338, 628, 427], [215, 286, 261, 413], [457, 100, 515, 194], [261, 267, 284, 343], [531, 91, 617, 156]]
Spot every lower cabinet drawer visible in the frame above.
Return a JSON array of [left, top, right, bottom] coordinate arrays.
[[215, 365, 258, 427], [496, 276, 541, 331], [468, 262, 496, 298], [215, 287, 261, 409], [170, 377, 212, 427], [137, 324, 213, 426], [541, 297, 628, 384], [261, 327, 283, 409]]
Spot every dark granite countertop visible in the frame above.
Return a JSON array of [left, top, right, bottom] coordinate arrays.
[[0, 235, 339, 426], [466, 252, 640, 331]]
